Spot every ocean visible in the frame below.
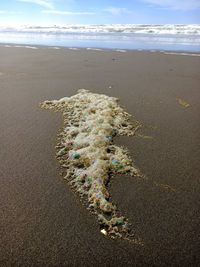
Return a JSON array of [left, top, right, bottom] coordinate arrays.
[[0, 24, 200, 52]]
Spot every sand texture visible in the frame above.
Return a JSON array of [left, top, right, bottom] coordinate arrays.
[[0, 46, 200, 266]]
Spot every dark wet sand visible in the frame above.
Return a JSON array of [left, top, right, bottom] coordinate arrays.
[[0, 45, 200, 266]]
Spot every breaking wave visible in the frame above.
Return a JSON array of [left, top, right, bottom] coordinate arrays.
[[0, 24, 200, 35]]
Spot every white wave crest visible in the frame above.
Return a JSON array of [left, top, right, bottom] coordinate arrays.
[[0, 24, 200, 35]]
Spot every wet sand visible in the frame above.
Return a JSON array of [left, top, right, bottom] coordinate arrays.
[[0, 45, 200, 266]]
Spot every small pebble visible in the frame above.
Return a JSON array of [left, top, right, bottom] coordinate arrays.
[[100, 229, 107, 236], [73, 153, 80, 159]]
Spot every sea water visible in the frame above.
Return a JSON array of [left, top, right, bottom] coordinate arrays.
[[0, 24, 200, 52]]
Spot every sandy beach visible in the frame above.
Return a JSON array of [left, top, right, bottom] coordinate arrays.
[[0, 45, 200, 266]]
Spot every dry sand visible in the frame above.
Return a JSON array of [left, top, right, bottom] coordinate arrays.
[[0, 45, 200, 266]]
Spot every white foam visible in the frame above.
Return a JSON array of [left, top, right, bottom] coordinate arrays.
[[40, 89, 141, 239], [0, 24, 200, 35], [116, 49, 126, 53], [14, 45, 25, 48], [68, 47, 79, 50], [86, 48, 103, 51], [25, 46, 38, 49], [164, 52, 200, 57], [13, 45, 38, 49]]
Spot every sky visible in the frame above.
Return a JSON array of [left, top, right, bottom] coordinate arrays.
[[0, 0, 200, 25]]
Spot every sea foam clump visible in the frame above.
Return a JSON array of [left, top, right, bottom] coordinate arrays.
[[40, 89, 141, 239]]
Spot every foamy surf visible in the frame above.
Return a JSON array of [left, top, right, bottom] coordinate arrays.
[[40, 89, 175, 241], [163, 52, 200, 57], [68, 47, 80, 50], [116, 49, 126, 53], [1, 24, 200, 35], [86, 48, 103, 51], [25, 46, 38, 49], [40, 89, 142, 240], [12, 45, 38, 49]]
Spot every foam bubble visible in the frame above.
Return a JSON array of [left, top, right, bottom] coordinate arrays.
[[40, 89, 142, 239]]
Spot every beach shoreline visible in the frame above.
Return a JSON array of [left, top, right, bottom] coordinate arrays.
[[1, 42, 200, 55], [0, 24, 200, 53], [0, 46, 200, 266]]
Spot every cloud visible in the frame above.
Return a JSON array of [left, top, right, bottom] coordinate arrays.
[[42, 9, 95, 15], [141, 0, 200, 10], [18, 0, 54, 9], [0, 10, 22, 15], [18, 0, 95, 16], [104, 7, 131, 15]]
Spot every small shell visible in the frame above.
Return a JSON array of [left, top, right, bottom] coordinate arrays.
[[100, 229, 107, 236]]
